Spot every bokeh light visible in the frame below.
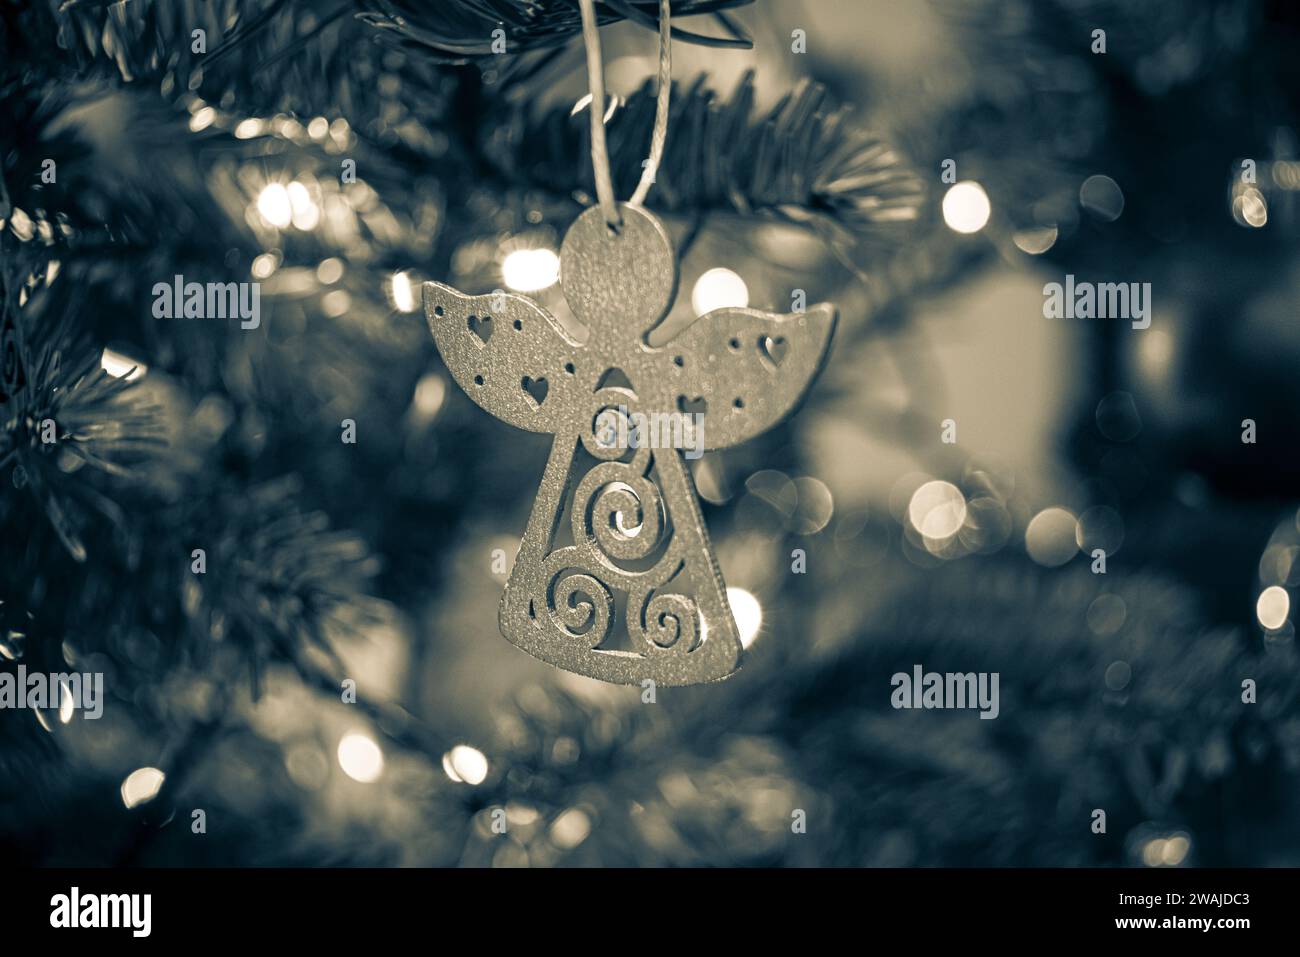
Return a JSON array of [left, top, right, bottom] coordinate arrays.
[[120, 767, 165, 809], [791, 476, 835, 535], [1162, 834, 1191, 866], [941, 181, 991, 234], [412, 373, 446, 419], [390, 271, 416, 312], [502, 248, 560, 292], [287, 181, 320, 230], [443, 745, 489, 786], [1087, 594, 1127, 636], [316, 258, 344, 284], [189, 106, 215, 132], [1012, 225, 1057, 255], [285, 744, 329, 791], [691, 267, 749, 316], [1142, 833, 1191, 867], [907, 480, 967, 542], [251, 251, 279, 279], [337, 731, 384, 783], [1079, 174, 1125, 221], [256, 183, 292, 228], [726, 587, 763, 649], [1256, 585, 1290, 631], [550, 808, 592, 849], [1258, 543, 1298, 585], [322, 289, 351, 317], [1234, 187, 1268, 228], [1076, 505, 1125, 556], [958, 496, 1013, 555], [58, 678, 74, 724], [1025, 507, 1080, 566]]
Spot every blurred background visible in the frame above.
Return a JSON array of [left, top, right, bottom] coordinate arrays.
[[2, 0, 1298, 867]]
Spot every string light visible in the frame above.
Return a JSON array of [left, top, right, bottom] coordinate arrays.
[[726, 587, 763, 648], [287, 181, 320, 230], [120, 767, 165, 808], [256, 183, 292, 229], [189, 107, 216, 132], [908, 480, 967, 542], [1236, 187, 1268, 228], [58, 678, 74, 724], [1012, 225, 1057, 255], [1138, 830, 1192, 867], [1256, 585, 1290, 631], [941, 181, 991, 234], [251, 252, 279, 279], [316, 258, 344, 284], [443, 745, 488, 785], [337, 731, 384, 783], [412, 373, 446, 419], [390, 271, 416, 312], [550, 808, 592, 849], [502, 248, 560, 292], [322, 289, 351, 317], [1025, 507, 1080, 567], [691, 267, 748, 316]]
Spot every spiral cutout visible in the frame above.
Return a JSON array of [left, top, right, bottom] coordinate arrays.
[[548, 570, 613, 648], [586, 474, 664, 562], [638, 591, 699, 653]]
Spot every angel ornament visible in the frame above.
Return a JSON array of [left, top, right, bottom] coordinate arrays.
[[423, 203, 836, 686], [423, 0, 835, 686]]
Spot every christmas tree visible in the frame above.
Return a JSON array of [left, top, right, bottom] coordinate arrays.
[[2, 0, 1297, 868]]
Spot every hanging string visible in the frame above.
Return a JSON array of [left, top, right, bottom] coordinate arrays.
[[577, 0, 619, 229], [629, 0, 672, 209], [577, 0, 672, 231]]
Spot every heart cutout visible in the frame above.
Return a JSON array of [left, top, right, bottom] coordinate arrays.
[[759, 334, 787, 369], [677, 394, 708, 417], [468, 314, 493, 347], [521, 375, 548, 408]]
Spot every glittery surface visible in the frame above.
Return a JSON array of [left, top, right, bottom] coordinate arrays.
[[424, 203, 836, 685]]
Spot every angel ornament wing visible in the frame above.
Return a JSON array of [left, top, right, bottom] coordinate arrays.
[[424, 203, 836, 686]]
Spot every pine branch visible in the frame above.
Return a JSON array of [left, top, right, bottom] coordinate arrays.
[[492, 71, 924, 243], [0, 83, 259, 265], [170, 474, 383, 699], [440, 556, 1300, 867], [0, 252, 165, 562], [2, 0, 752, 114], [344, 0, 754, 59], [4, 3, 921, 264]]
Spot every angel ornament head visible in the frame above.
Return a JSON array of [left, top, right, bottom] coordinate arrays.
[[423, 202, 836, 686]]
